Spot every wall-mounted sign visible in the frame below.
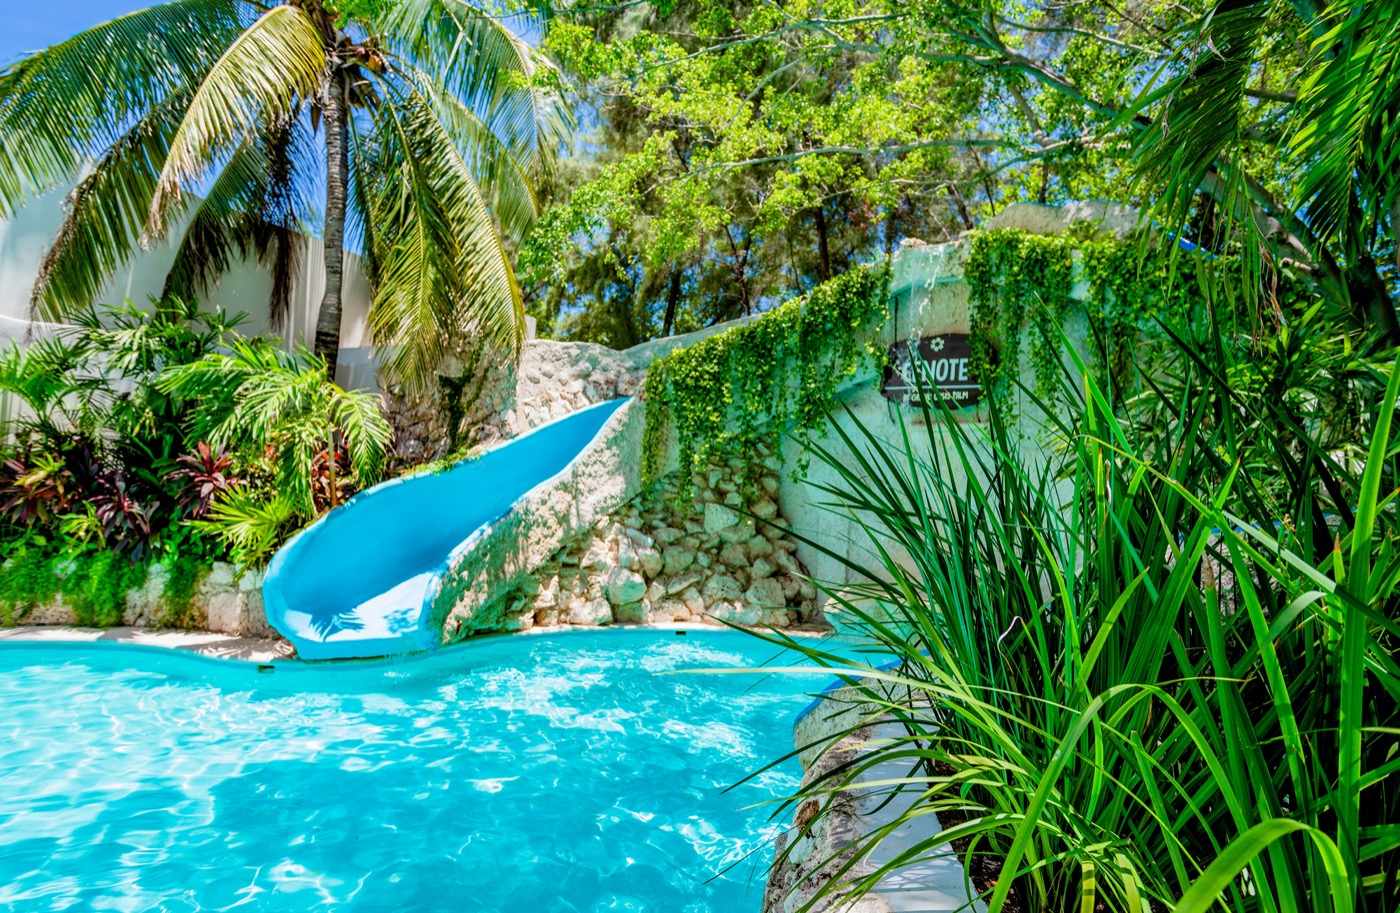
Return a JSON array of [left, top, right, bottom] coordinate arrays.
[[881, 333, 983, 409]]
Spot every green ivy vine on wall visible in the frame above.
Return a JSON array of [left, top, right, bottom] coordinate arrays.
[[632, 226, 1312, 498], [641, 262, 892, 486], [0, 533, 212, 628], [963, 226, 1241, 403]]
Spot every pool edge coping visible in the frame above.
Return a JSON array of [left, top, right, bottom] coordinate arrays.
[[0, 620, 839, 668]]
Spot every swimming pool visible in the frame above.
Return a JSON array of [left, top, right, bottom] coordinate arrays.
[[0, 629, 821, 912]]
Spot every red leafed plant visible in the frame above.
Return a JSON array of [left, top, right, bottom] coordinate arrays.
[[90, 472, 156, 556], [0, 451, 75, 526], [166, 442, 237, 519]]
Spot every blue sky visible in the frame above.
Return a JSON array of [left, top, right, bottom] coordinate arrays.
[[4, 2, 141, 65]]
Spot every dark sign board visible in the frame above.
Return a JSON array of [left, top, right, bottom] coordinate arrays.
[[881, 333, 983, 409]]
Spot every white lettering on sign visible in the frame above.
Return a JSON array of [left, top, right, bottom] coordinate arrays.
[[880, 333, 983, 410]]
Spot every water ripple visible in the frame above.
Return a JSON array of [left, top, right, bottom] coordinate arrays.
[[0, 631, 813, 912]]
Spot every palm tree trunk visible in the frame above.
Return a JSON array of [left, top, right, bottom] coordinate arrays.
[[314, 70, 349, 382], [325, 429, 338, 510]]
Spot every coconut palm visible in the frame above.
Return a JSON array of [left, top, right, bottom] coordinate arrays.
[[0, 0, 568, 387]]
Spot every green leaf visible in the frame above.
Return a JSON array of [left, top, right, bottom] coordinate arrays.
[[1172, 820, 1352, 913], [148, 4, 325, 236]]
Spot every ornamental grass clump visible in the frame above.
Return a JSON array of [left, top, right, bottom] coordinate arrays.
[[755, 338, 1397, 912]]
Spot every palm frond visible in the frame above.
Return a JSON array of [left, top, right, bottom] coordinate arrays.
[[0, 339, 79, 419], [254, 119, 314, 328], [163, 119, 316, 328], [328, 387, 392, 485], [156, 337, 285, 448], [1129, 1, 1271, 236], [414, 72, 541, 238], [346, 113, 382, 282], [193, 487, 298, 568], [0, 0, 249, 215], [362, 83, 526, 390], [28, 93, 192, 321], [372, 0, 570, 177], [1290, 0, 1400, 251], [148, 3, 326, 238], [158, 339, 387, 516]]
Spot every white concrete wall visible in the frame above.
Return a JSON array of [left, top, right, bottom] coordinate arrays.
[[775, 202, 1126, 594], [0, 186, 379, 389]]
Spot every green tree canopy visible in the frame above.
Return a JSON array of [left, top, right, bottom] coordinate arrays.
[[523, 0, 1397, 348]]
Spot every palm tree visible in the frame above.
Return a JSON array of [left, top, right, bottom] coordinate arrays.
[[0, 0, 568, 387], [1127, 0, 1400, 345]]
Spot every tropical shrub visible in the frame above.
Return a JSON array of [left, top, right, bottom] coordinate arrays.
[[192, 490, 301, 570], [758, 344, 1397, 912], [0, 451, 75, 526], [0, 298, 394, 622], [166, 443, 237, 520], [157, 338, 391, 516], [0, 302, 235, 560]]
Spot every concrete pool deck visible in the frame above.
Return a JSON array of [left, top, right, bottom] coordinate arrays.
[[765, 683, 986, 913], [0, 620, 833, 665], [0, 625, 294, 663]]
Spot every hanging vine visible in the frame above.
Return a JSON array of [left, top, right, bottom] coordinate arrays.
[[961, 226, 1292, 404], [641, 262, 892, 485], [644, 226, 1310, 489]]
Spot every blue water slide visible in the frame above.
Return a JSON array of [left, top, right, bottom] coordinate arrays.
[[263, 399, 629, 661]]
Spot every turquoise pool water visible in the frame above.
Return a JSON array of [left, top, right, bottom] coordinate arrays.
[[0, 630, 820, 912]]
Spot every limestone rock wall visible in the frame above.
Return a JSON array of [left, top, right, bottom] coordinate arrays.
[[523, 445, 821, 630], [435, 400, 647, 640], [434, 432, 821, 637], [764, 730, 890, 913], [382, 339, 644, 468], [4, 562, 274, 638], [486, 341, 645, 442]]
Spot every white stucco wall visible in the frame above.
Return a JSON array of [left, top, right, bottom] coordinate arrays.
[[0, 186, 379, 389], [775, 202, 1129, 593]]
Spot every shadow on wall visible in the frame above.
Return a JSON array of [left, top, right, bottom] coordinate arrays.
[[0, 184, 381, 390]]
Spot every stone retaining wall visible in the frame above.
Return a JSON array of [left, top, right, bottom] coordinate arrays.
[[385, 318, 754, 468], [764, 685, 891, 913], [4, 561, 274, 638], [383, 339, 646, 467], [522, 443, 820, 630], [430, 396, 822, 639], [434, 400, 647, 640]]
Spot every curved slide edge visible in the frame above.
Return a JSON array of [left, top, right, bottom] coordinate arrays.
[[430, 397, 645, 641], [263, 398, 639, 661]]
